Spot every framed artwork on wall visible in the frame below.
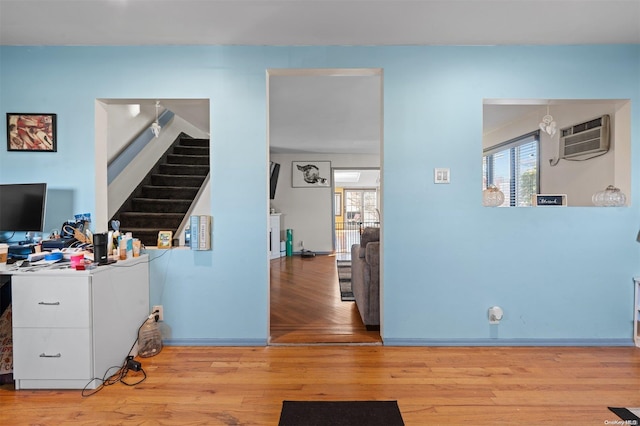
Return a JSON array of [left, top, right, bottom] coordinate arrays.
[[292, 161, 331, 187], [6, 113, 57, 152]]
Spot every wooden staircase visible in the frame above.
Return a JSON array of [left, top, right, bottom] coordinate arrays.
[[111, 134, 209, 247]]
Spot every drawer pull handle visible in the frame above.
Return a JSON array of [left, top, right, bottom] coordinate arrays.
[[39, 353, 61, 358], [38, 302, 60, 306]]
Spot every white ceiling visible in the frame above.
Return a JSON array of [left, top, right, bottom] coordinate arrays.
[[1, 1, 637, 155], [1, 0, 638, 46], [269, 72, 382, 154]]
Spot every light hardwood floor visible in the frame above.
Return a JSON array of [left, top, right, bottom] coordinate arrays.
[[0, 255, 638, 425], [0, 345, 638, 425]]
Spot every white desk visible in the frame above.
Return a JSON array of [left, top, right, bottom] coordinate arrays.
[[5, 255, 149, 389]]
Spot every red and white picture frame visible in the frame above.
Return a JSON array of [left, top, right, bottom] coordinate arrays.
[[6, 113, 57, 152]]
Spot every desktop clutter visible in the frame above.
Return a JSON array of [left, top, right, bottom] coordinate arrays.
[[2, 215, 142, 272]]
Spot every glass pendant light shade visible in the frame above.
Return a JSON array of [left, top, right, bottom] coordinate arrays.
[[539, 105, 557, 137], [151, 100, 162, 138], [483, 184, 505, 207], [592, 185, 626, 207], [151, 121, 161, 138]]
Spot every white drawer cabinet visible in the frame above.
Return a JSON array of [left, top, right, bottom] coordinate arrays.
[[13, 328, 92, 380], [10, 256, 149, 389], [12, 276, 91, 328]]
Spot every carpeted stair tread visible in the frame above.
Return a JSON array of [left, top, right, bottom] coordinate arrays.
[[132, 197, 193, 202], [179, 138, 209, 146], [172, 146, 209, 155], [132, 198, 192, 213], [118, 212, 184, 228], [167, 154, 209, 165], [151, 174, 206, 186], [142, 185, 201, 190], [167, 152, 209, 158], [150, 173, 208, 178], [119, 214, 182, 221], [118, 212, 184, 218], [159, 164, 209, 175], [141, 185, 200, 199]]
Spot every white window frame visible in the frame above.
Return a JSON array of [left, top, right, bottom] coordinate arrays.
[[483, 131, 540, 207]]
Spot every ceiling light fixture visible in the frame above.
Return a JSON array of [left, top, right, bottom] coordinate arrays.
[[151, 100, 161, 138], [539, 105, 557, 137], [334, 171, 361, 183]]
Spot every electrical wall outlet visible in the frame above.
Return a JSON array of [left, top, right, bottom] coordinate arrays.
[[152, 305, 163, 321]]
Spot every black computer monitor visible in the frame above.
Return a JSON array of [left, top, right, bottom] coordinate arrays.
[[0, 183, 47, 233]]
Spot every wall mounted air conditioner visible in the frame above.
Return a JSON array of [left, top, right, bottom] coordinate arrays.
[[559, 114, 610, 160]]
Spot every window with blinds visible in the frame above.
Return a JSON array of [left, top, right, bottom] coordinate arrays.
[[483, 131, 540, 207]]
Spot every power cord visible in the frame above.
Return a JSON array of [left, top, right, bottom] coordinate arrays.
[[0, 231, 16, 243], [81, 357, 147, 397], [108, 248, 171, 269], [81, 310, 160, 397]]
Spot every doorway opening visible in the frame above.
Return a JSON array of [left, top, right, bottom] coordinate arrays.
[[267, 68, 383, 345]]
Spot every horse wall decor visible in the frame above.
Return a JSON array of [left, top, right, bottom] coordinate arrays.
[[292, 161, 331, 187]]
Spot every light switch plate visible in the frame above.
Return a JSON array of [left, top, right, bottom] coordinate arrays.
[[434, 168, 450, 184]]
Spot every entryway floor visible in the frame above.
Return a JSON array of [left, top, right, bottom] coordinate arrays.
[[269, 254, 380, 345]]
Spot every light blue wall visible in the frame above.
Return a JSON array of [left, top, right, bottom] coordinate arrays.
[[1, 45, 638, 346]]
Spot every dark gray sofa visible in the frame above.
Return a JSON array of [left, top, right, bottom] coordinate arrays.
[[350, 227, 380, 330]]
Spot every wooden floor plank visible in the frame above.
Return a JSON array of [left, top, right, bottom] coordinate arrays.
[[1, 345, 638, 424], [1, 256, 639, 424]]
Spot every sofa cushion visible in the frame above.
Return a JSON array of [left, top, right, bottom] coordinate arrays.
[[360, 227, 380, 246], [357, 227, 380, 258], [365, 241, 380, 268]]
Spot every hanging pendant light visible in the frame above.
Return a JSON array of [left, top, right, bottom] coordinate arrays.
[[539, 105, 557, 137], [151, 100, 161, 138]]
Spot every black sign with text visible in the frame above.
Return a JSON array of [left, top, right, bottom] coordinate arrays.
[[535, 194, 567, 206]]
